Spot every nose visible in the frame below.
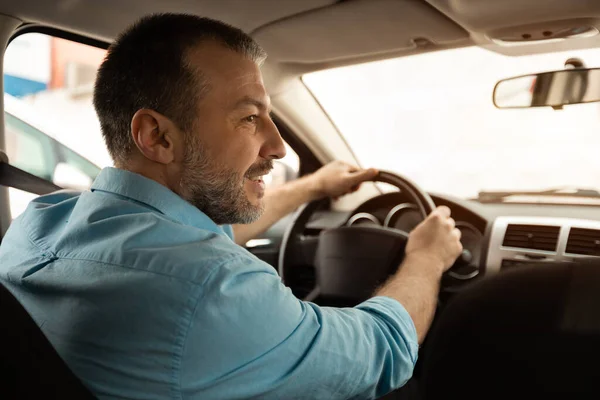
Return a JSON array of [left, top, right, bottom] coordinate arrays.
[[259, 116, 286, 160]]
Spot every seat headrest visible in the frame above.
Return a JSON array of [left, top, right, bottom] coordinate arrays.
[[421, 261, 600, 399]]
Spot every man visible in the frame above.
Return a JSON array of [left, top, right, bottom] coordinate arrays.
[[0, 14, 462, 399]]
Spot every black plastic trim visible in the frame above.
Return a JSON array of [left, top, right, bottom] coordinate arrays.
[[9, 23, 110, 49]]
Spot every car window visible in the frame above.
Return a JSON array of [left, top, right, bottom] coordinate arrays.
[[304, 46, 600, 201], [4, 111, 55, 180], [3, 32, 108, 218], [2, 32, 300, 219], [58, 144, 101, 182]]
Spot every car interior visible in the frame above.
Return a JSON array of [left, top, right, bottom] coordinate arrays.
[[2, 0, 600, 398]]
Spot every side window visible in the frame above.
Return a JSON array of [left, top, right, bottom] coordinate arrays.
[[4, 112, 56, 180], [1, 32, 303, 218], [60, 145, 101, 177], [3, 32, 107, 218]]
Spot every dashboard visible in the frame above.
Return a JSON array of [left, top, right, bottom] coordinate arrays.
[[305, 191, 600, 286], [343, 192, 487, 281]]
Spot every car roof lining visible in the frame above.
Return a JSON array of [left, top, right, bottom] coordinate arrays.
[[4, 1, 600, 58], [3, 0, 600, 80]]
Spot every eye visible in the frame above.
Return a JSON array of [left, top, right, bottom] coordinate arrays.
[[243, 115, 258, 124]]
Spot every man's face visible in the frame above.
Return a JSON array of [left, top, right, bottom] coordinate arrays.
[[177, 41, 286, 225]]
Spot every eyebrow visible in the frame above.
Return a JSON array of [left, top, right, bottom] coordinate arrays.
[[233, 96, 272, 113]]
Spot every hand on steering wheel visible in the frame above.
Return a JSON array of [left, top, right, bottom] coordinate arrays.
[[279, 171, 473, 303]]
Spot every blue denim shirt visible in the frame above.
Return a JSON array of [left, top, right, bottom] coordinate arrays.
[[0, 167, 418, 399]]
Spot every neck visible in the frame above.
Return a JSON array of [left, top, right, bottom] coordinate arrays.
[[120, 162, 179, 195]]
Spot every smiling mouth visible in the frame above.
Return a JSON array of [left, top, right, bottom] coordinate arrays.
[[245, 168, 272, 182]]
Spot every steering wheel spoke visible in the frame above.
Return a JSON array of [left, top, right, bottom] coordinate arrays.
[[282, 234, 320, 269]]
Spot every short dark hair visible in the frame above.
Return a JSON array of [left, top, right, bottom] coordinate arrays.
[[93, 13, 266, 165]]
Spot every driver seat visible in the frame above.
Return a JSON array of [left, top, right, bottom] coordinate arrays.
[[0, 154, 94, 398], [421, 260, 600, 399], [0, 282, 95, 398]]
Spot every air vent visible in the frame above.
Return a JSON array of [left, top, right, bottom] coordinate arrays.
[[566, 227, 600, 256], [502, 224, 560, 252]]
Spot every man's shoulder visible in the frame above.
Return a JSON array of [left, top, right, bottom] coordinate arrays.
[[8, 189, 258, 285], [69, 193, 255, 284]]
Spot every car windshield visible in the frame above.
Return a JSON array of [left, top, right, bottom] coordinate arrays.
[[303, 46, 600, 202]]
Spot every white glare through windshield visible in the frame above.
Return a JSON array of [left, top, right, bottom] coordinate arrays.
[[303, 46, 600, 201]]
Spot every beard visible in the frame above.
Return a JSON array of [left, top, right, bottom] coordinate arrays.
[[178, 135, 272, 225]]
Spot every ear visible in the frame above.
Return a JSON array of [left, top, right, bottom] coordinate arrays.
[[130, 109, 182, 165]]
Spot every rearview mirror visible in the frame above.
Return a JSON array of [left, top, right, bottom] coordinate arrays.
[[493, 67, 600, 109]]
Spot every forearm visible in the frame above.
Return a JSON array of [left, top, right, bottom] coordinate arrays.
[[187, 255, 419, 399], [232, 174, 320, 245], [376, 254, 443, 344]]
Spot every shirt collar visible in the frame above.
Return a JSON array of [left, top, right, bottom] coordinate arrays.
[[90, 167, 229, 237]]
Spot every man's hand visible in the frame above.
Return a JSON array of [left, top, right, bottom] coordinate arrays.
[[310, 161, 378, 200], [376, 206, 463, 343], [233, 161, 376, 245], [405, 206, 463, 275]]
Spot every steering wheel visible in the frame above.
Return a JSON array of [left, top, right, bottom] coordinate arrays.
[[278, 170, 472, 303]]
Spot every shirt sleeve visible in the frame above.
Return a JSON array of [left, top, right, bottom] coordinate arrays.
[[180, 254, 419, 400]]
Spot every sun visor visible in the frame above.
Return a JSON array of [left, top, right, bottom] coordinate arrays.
[[253, 0, 469, 64]]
